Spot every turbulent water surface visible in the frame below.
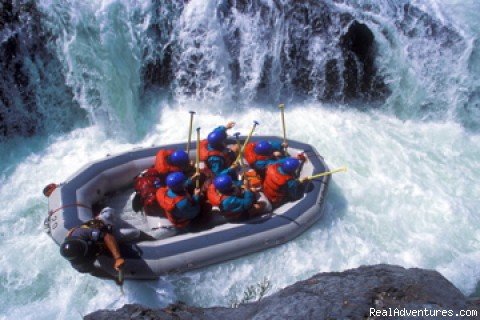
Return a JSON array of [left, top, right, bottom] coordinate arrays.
[[0, 0, 479, 319]]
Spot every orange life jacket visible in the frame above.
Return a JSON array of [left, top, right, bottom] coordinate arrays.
[[263, 163, 294, 206], [244, 169, 263, 189], [154, 149, 183, 175], [244, 142, 270, 167], [156, 187, 190, 228], [207, 183, 247, 219], [199, 139, 235, 166], [206, 183, 229, 207], [134, 168, 160, 208]]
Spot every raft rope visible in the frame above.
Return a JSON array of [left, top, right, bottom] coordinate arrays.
[[48, 203, 92, 216]]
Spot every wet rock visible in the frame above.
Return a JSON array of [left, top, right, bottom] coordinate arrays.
[[1, 0, 467, 139], [165, 0, 465, 104], [0, 0, 83, 138], [177, 0, 390, 103], [140, 0, 185, 92], [341, 21, 379, 100], [85, 264, 480, 320], [213, 0, 390, 103]]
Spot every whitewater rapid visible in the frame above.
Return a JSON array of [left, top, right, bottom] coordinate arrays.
[[1, 0, 480, 319], [1, 104, 479, 319]]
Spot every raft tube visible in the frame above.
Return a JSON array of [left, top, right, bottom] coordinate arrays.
[[45, 136, 330, 279]]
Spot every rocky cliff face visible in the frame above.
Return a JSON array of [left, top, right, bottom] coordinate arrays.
[[215, 0, 388, 103], [0, 0, 84, 138], [85, 264, 480, 320], [1, 0, 466, 138]]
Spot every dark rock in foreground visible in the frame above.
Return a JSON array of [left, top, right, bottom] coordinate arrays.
[[85, 264, 480, 320]]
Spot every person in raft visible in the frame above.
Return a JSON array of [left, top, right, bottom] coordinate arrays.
[[156, 172, 202, 229], [243, 140, 288, 178], [132, 167, 162, 214], [199, 121, 240, 177], [154, 148, 196, 183], [59, 211, 124, 274], [263, 157, 307, 208], [207, 174, 269, 221]]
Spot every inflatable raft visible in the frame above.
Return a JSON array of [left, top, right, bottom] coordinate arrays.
[[44, 136, 330, 279]]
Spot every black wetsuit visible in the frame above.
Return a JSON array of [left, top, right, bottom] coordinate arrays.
[[65, 220, 111, 273]]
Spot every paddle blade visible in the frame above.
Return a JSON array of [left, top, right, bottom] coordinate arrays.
[[305, 166, 348, 180], [332, 166, 347, 173]]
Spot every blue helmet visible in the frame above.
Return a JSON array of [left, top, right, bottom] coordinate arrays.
[[254, 140, 273, 156], [166, 172, 186, 191], [169, 150, 189, 167], [213, 174, 233, 193], [207, 130, 227, 146], [281, 158, 300, 174]]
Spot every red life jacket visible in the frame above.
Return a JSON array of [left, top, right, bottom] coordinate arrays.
[[199, 139, 235, 167], [134, 168, 160, 208], [263, 163, 294, 206], [156, 187, 190, 228], [154, 149, 183, 175], [244, 142, 270, 167]]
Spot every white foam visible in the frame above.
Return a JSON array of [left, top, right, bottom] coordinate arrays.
[[1, 101, 480, 319]]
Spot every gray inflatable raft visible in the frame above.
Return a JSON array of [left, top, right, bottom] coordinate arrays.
[[44, 136, 330, 279]]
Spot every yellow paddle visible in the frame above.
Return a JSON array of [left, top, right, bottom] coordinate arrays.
[[278, 104, 287, 146], [116, 267, 125, 295], [186, 111, 196, 154], [195, 127, 201, 189], [301, 166, 348, 182], [233, 132, 245, 167], [234, 120, 259, 165]]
